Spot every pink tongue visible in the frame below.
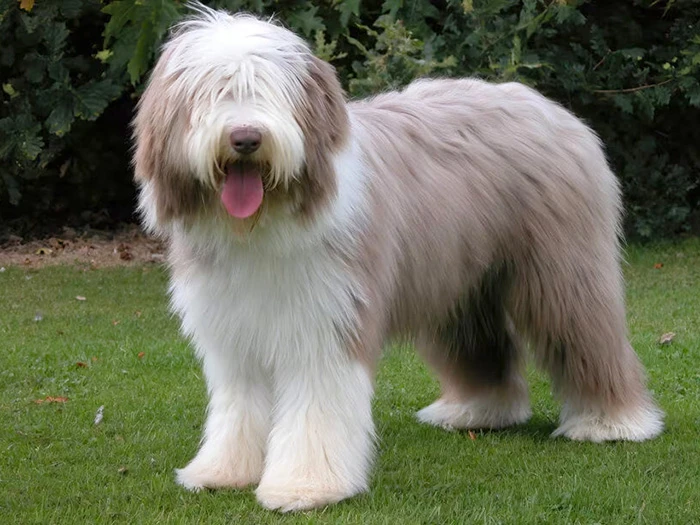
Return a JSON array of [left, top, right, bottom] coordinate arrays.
[[221, 165, 264, 219]]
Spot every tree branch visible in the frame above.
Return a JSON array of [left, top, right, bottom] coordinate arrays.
[[592, 78, 673, 94]]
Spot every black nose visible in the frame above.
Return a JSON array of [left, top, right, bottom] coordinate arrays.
[[230, 128, 262, 154]]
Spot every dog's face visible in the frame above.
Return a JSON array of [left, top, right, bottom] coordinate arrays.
[[132, 8, 349, 233]]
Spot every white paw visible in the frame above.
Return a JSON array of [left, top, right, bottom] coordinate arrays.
[[256, 480, 362, 512], [175, 455, 262, 491], [552, 401, 664, 442], [416, 397, 532, 430]]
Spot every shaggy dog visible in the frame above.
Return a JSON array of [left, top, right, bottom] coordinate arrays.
[[132, 5, 663, 512]]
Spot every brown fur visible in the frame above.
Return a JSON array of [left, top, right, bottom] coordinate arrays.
[[132, 49, 215, 226], [292, 56, 350, 221], [340, 78, 657, 427]]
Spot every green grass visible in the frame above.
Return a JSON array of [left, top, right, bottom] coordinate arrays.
[[1, 240, 699, 524]]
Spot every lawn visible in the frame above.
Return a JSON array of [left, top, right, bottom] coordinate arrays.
[[1, 239, 699, 524]]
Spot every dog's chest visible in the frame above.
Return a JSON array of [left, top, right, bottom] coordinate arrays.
[[171, 245, 359, 362]]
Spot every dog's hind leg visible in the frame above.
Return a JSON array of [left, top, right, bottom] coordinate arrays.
[[513, 247, 664, 442], [416, 265, 532, 430]]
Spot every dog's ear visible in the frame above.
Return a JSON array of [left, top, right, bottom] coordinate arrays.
[[294, 55, 350, 220], [132, 50, 210, 232]]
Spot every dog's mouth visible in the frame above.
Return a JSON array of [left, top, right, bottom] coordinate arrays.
[[220, 161, 265, 219]]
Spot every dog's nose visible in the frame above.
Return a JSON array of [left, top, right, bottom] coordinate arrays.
[[230, 128, 262, 154]]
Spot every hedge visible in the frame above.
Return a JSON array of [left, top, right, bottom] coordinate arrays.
[[1, 0, 699, 240]]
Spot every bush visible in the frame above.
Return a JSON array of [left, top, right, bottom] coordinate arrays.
[[1, 0, 698, 240]]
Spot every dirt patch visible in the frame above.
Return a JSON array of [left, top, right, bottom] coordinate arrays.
[[0, 224, 166, 269]]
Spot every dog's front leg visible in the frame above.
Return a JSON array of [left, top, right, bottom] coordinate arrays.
[[176, 352, 272, 491], [256, 344, 375, 512]]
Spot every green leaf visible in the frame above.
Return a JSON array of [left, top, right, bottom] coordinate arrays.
[[46, 102, 75, 137], [128, 18, 156, 85], [554, 5, 586, 25], [103, 1, 139, 44], [19, 12, 40, 33], [153, 0, 181, 37], [95, 49, 113, 64], [654, 86, 671, 106], [73, 80, 121, 121], [620, 48, 645, 60], [613, 94, 633, 114], [102, 0, 181, 85], [688, 87, 700, 107], [48, 61, 69, 83], [335, 0, 361, 27], [287, 5, 324, 36], [511, 34, 522, 65], [381, 0, 403, 19], [60, 0, 84, 18], [2, 83, 18, 97], [24, 54, 45, 83], [106, 24, 140, 71], [18, 133, 43, 161], [43, 21, 69, 56]]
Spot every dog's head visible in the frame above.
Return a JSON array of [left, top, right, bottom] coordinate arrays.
[[132, 5, 349, 234]]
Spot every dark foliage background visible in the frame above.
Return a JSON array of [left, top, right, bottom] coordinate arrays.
[[1, 0, 699, 240]]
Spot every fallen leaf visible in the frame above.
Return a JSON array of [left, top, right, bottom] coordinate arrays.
[[76, 361, 88, 368], [94, 405, 104, 425], [653, 263, 664, 269], [135, 311, 142, 318], [34, 396, 69, 404], [468, 430, 477, 441], [119, 250, 133, 261], [659, 332, 676, 345], [75, 296, 86, 301], [23, 258, 31, 265], [35, 247, 53, 255], [117, 466, 128, 475], [91, 356, 98, 362], [19, 0, 35, 12], [112, 320, 120, 326], [137, 352, 145, 359]]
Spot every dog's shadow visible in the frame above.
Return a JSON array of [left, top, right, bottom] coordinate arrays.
[[477, 414, 557, 441], [377, 411, 558, 450]]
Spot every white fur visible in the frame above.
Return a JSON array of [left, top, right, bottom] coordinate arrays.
[[162, 129, 372, 509], [416, 381, 532, 431], [176, 356, 271, 490], [163, 8, 309, 188], [553, 401, 665, 442], [135, 178, 160, 234], [256, 359, 374, 511]]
